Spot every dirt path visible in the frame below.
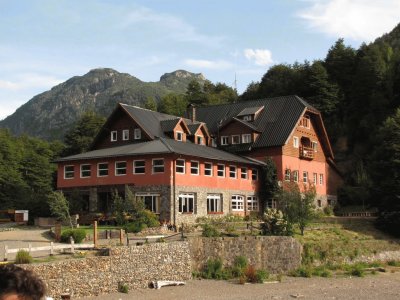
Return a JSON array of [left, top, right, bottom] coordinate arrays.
[[79, 272, 400, 300]]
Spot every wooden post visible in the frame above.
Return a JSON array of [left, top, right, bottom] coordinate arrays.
[[119, 229, 124, 245], [55, 222, 62, 242], [28, 243, 32, 254], [70, 239, 75, 254], [181, 223, 184, 241], [93, 221, 98, 248], [50, 242, 54, 256], [4, 245, 8, 261], [250, 221, 253, 235]]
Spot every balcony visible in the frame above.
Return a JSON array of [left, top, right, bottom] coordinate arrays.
[[300, 146, 314, 160]]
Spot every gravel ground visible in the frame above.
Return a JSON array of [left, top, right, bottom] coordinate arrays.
[[79, 272, 400, 300]]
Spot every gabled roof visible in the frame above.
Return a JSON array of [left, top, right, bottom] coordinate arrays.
[[237, 106, 264, 117], [56, 138, 264, 166], [192, 95, 332, 156], [219, 117, 260, 132]]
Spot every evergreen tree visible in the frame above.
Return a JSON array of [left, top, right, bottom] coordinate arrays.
[[144, 97, 158, 111], [159, 93, 188, 116]]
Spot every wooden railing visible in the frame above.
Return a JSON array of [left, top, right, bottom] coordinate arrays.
[[300, 146, 314, 159]]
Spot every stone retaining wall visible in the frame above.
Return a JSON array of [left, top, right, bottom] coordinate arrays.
[[188, 236, 302, 274], [22, 242, 191, 299]]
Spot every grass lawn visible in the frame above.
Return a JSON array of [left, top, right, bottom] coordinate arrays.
[[295, 217, 400, 265]]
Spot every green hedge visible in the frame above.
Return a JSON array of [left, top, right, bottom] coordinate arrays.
[[61, 228, 87, 243]]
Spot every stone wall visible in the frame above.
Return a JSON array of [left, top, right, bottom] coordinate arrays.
[[22, 242, 191, 299], [188, 236, 302, 274]]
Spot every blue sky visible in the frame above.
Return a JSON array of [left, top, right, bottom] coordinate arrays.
[[0, 0, 399, 120]]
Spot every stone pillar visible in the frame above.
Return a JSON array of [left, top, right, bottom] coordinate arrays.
[[89, 187, 98, 212]]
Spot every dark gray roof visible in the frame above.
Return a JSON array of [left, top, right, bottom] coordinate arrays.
[[237, 106, 264, 117], [193, 95, 317, 148], [187, 123, 201, 134], [160, 118, 181, 133], [56, 138, 264, 166]]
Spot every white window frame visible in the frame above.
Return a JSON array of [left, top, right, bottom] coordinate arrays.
[[136, 193, 160, 214], [178, 193, 195, 213], [303, 171, 308, 183], [247, 196, 259, 212], [196, 135, 203, 145], [152, 159, 164, 174], [313, 173, 318, 184], [303, 115, 310, 128], [211, 138, 217, 147], [284, 169, 291, 181], [232, 135, 240, 144], [251, 168, 258, 180], [115, 161, 127, 176], [319, 174, 324, 185], [191, 161, 199, 175], [207, 194, 222, 213], [134, 128, 141, 140], [176, 159, 185, 174], [312, 141, 318, 152], [241, 167, 248, 179], [229, 165, 237, 178], [133, 160, 145, 174], [243, 115, 252, 121], [176, 131, 183, 141], [80, 164, 91, 178], [122, 129, 129, 141], [64, 165, 74, 179], [221, 136, 229, 145], [97, 162, 108, 177], [231, 195, 244, 211], [242, 134, 251, 143], [111, 131, 117, 142], [204, 162, 213, 176], [292, 170, 299, 183], [293, 136, 299, 148], [217, 164, 225, 177]]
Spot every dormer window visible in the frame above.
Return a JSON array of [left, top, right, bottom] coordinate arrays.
[[111, 131, 117, 142], [176, 131, 183, 141], [134, 128, 141, 140], [237, 106, 264, 122], [243, 115, 252, 121], [122, 129, 129, 141], [196, 136, 203, 145], [300, 115, 310, 128]]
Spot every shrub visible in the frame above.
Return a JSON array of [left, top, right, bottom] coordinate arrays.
[[290, 266, 312, 277], [261, 209, 291, 236], [255, 269, 269, 283], [349, 264, 365, 277], [202, 224, 220, 237], [60, 228, 87, 243], [124, 222, 147, 233], [118, 282, 129, 293], [231, 256, 248, 277], [203, 258, 226, 279], [244, 265, 257, 283], [15, 249, 33, 264]]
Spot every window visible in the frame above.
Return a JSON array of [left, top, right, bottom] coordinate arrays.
[[231, 195, 244, 211], [80, 164, 91, 178], [303, 171, 308, 183], [247, 196, 258, 211], [136, 193, 160, 213], [251, 169, 258, 180], [64, 165, 74, 179], [292, 170, 299, 183], [207, 194, 222, 213], [176, 159, 185, 174], [133, 160, 145, 174], [211, 138, 217, 147], [204, 162, 213, 176], [221, 136, 229, 145], [242, 134, 251, 143], [134, 128, 141, 140], [122, 129, 129, 141], [302, 115, 310, 128], [241, 167, 248, 179], [313, 173, 318, 184], [115, 161, 127, 176], [293, 136, 299, 148], [317, 199, 322, 207], [196, 136, 203, 145], [232, 135, 240, 144], [176, 131, 183, 141], [191, 161, 199, 175], [97, 163, 108, 177], [312, 141, 318, 152], [229, 165, 237, 178], [243, 115, 252, 121], [152, 159, 164, 173], [284, 169, 291, 181], [217, 164, 225, 177], [178, 193, 195, 213], [319, 174, 324, 185], [111, 131, 117, 142]]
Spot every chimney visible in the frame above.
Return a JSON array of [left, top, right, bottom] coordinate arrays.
[[187, 104, 196, 122]]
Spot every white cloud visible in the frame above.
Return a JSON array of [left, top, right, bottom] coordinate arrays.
[[184, 59, 233, 70], [298, 0, 400, 42], [244, 49, 274, 66], [0, 74, 63, 91]]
